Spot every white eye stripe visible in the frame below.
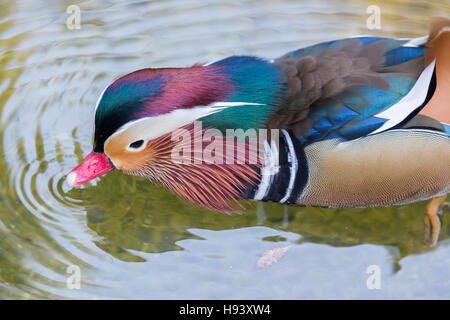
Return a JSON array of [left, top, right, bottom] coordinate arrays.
[[111, 106, 222, 142], [104, 101, 266, 150], [209, 101, 264, 108]]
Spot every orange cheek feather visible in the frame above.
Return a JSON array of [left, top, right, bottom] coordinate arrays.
[[104, 135, 154, 173]]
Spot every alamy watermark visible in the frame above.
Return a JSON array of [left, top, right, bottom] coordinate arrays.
[[366, 5, 381, 30], [66, 264, 81, 289], [366, 265, 381, 290]]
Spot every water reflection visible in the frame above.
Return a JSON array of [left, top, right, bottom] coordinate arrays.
[[78, 175, 448, 263]]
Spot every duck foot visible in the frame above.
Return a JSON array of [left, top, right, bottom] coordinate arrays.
[[424, 195, 448, 246]]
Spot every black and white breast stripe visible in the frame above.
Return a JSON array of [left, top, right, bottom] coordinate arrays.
[[370, 59, 437, 135], [247, 129, 308, 204]]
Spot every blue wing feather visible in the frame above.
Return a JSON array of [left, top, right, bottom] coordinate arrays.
[[291, 37, 426, 144]]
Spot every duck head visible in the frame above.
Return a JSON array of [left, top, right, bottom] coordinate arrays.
[[66, 56, 285, 211]]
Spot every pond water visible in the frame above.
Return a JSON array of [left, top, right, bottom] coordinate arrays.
[[0, 0, 449, 299]]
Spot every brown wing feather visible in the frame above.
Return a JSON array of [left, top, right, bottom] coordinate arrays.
[[271, 39, 391, 131], [271, 33, 429, 136]]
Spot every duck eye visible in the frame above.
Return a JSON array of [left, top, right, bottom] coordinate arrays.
[[129, 139, 144, 149]]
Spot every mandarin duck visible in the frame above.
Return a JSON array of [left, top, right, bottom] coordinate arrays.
[[67, 18, 450, 245]]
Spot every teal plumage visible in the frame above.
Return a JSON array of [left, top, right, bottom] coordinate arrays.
[[201, 56, 285, 131]]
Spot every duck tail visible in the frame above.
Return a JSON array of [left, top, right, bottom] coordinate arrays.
[[417, 17, 450, 131]]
